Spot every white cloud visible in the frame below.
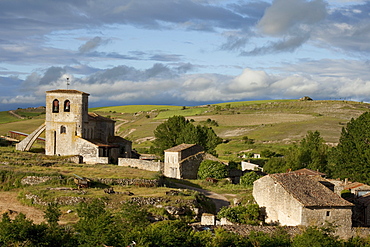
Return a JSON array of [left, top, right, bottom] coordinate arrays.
[[258, 0, 327, 36]]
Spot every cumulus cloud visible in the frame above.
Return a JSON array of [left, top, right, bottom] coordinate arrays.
[[2, 59, 370, 111], [78, 36, 108, 53], [258, 0, 327, 36], [239, 0, 327, 55]]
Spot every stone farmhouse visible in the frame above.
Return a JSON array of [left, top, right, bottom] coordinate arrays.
[[16, 89, 132, 164], [253, 173, 353, 231], [163, 143, 204, 179]]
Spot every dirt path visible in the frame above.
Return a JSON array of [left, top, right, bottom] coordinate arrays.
[[174, 183, 230, 212], [0, 191, 45, 224], [8, 110, 24, 119]]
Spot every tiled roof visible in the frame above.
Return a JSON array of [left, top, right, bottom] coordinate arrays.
[[46, 89, 89, 95], [292, 168, 326, 176], [270, 173, 353, 207], [344, 182, 370, 190], [164, 143, 197, 152]]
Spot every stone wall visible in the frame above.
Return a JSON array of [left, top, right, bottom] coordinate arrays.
[[118, 158, 162, 172], [21, 176, 62, 186], [253, 175, 303, 225], [302, 206, 352, 231], [179, 152, 205, 179], [93, 178, 162, 187]]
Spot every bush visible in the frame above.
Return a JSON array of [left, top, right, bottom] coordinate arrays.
[[217, 204, 260, 225], [197, 160, 228, 179], [240, 172, 262, 187]]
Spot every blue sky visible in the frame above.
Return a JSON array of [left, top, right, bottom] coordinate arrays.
[[1, 0, 370, 111]]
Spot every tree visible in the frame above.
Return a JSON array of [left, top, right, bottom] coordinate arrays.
[[75, 199, 119, 247], [298, 131, 328, 173], [292, 226, 341, 247], [152, 115, 222, 156], [240, 172, 262, 186], [138, 220, 200, 247], [44, 202, 61, 228], [197, 160, 228, 179], [264, 157, 287, 173], [264, 131, 329, 174], [329, 112, 370, 183]]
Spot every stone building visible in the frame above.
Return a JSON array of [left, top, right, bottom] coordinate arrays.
[[17, 89, 131, 164], [163, 143, 204, 179], [253, 173, 353, 230]]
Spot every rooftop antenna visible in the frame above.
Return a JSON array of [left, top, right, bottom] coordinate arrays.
[[66, 78, 70, 90]]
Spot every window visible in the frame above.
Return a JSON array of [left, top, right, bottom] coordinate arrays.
[[64, 100, 70, 112], [52, 99, 59, 113], [60, 125, 66, 134], [326, 211, 331, 217]]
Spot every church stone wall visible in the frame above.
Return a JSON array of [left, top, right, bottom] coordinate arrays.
[[45, 91, 89, 156]]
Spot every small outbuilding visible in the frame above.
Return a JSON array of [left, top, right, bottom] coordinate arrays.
[[253, 173, 353, 229], [163, 144, 204, 179]]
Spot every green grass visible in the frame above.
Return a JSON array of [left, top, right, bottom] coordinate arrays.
[[0, 118, 45, 136], [155, 107, 209, 119], [0, 111, 21, 124], [90, 105, 181, 114], [214, 99, 295, 108], [2, 99, 370, 157]]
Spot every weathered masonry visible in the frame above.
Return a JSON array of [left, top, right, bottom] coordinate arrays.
[[163, 143, 204, 179], [253, 173, 353, 233], [17, 89, 132, 164]]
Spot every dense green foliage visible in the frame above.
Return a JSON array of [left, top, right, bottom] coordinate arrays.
[[152, 115, 222, 156], [329, 112, 370, 183], [264, 131, 329, 174], [198, 160, 228, 179], [217, 204, 260, 225], [2, 200, 370, 246], [292, 226, 341, 247], [240, 172, 263, 186]]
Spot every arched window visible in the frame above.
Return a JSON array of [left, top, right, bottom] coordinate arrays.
[[52, 99, 59, 113], [60, 125, 66, 134], [64, 100, 70, 112]]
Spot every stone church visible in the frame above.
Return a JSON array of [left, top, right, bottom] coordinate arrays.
[[17, 89, 132, 164]]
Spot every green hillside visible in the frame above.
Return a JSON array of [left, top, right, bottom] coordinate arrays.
[[1, 99, 369, 160]]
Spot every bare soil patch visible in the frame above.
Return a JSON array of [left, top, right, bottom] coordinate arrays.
[[0, 191, 45, 224]]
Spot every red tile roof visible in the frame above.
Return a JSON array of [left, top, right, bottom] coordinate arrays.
[[46, 89, 89, 95]]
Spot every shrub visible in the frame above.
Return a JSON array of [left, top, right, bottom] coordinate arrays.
[[240, 172, 262, 187], [197, 160, 228, 179], [217, 204, 260, 225]]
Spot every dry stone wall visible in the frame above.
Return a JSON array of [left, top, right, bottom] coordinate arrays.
[[118, 158, 162, 172]]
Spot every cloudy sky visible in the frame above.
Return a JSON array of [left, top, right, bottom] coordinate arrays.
[[1, 0, 370, 111]]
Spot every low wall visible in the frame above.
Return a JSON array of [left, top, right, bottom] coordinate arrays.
[[93, 178, 162, 187], [118, 158, 162, 172]]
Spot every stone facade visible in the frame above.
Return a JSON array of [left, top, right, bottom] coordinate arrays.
[[44, 90, 132, 164], [163, 144, 204, 179], [17, 89, 132, 164], [253, 173, 353, 231]]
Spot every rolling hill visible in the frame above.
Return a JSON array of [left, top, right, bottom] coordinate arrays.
[[1, 99, 369, 160]]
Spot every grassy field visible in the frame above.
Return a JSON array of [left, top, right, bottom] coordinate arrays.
[[1, 99, 369, 157], [91, 105, 181, 113], [0, 111, 21, 124]]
